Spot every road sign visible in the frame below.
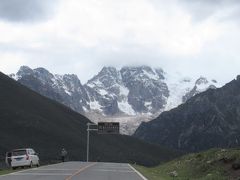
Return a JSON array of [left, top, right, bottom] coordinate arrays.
[[98, 122, 120, 134], [86, 122, 120, 161]]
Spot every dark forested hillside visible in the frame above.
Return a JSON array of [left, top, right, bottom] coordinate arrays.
[[0, 72, 177, 167], [134, 76, 240, 153]]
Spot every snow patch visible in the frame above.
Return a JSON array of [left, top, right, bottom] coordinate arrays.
[[143, 70, 159, 80], [62, 82, 72, 96], [9, 74, 20, 81], [196, 82, 211, 92], [118, 85, 135, 115], [144, 101, 153, 111], [119, 86, 129, 96], [86, 83, 95, 88], [83, 106, 88, 112], [144, 101, 152, 106], [118, 101, 136, 115], [64, 89, 72, 96], [89, 100, 102, 111], [164, 73, 195, 111], [98, 89, 108, 96]]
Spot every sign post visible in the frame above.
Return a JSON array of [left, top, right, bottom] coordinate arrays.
[[86, 122, 120, 162], [86, 123, 97, 162]]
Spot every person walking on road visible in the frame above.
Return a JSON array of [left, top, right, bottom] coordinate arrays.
[[61, 148, 67, 162]]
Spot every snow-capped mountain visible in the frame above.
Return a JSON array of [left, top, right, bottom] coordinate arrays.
[[164, 74, 218, 111], [10, 66, 90, 113], [120, 66, 169, 114], [10, 65, 220, 134], [85, 67, 128, 115], [85, 66, 169, 116]]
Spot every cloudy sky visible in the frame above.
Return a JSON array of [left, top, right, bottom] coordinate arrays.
[[0, 0, 239, 84]]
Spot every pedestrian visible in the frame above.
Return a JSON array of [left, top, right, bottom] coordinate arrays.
[[61, 148, 67, 162]]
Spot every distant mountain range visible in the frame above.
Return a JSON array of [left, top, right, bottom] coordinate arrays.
[[0, 72, 178, 166], [134, 75, 240, 152], [10, 65, 220, 134]]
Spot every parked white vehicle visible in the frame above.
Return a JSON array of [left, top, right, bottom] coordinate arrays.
[[7, 148, 40, 169]]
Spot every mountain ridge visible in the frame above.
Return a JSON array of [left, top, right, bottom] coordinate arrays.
[[134, 75, 240, 152], [10, 65, 219, 134]]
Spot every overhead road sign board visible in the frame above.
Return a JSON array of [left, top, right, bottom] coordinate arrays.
[[98, 122, 120, 134]]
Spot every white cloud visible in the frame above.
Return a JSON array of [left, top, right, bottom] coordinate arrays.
[[0, 52, 27, 73], [49, 0, 223, 55]]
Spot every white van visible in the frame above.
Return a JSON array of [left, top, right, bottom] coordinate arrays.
[[6, 148, 40, 169]]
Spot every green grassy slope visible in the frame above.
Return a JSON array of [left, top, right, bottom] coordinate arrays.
[[0, 169, 19, 175], [135, 148, 240, 180], [0, 72, 178, 167]]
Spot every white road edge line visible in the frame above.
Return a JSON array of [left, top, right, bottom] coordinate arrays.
[[0, 167, 39, 177], [0, 162, 64, 177], [31, 169, 80, 171], [93, 169, 135, 173], [128, 164, 148, 180], [12, 173, 72, 176]]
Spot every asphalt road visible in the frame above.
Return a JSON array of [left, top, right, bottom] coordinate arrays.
[[0, 162, 147, 180]]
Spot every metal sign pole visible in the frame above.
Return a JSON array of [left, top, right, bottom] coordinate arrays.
[[86, 123, 97, 162], [86, 123, 90, 162]]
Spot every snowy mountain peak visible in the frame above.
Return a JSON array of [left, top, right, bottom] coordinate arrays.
[[34, 67, 51, 75], [212, 79, 217, 83], [120, 66, 168, 114], [101, 66, 118, 75], [120, 66, 164, 82], [181, 76, 218, 103], [85, 66, 169, 115], [195, 76, 208, 85], [16, 66, 34, 78], [87, 66, 121, 88], [19, 65, 33, 72], [12, 66, 90, 113], [62, 74, 81, 84]]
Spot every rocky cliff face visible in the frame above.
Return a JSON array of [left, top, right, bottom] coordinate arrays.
[[10, 65, 219, 134], [134, 76, 240, 152]]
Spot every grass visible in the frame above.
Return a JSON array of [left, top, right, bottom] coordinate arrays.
[[0, 169, 19, 176], [134, 148, 240, 180]]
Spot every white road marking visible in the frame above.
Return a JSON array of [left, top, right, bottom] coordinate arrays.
[[94, 166, 132, 169], [93, 169, 135, 173], [8, 167, 39, 176], [0, 162, 65, 177], [31, 169, 79, 171], [65, 162, 97, 180], [128, 164, 148, 180], [12, 173, 72, 176]]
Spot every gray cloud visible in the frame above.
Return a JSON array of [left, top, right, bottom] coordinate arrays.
[[180, 0, 240, 21], [0, 0, 58, 22]]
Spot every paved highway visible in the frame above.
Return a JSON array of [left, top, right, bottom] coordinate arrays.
[[0, 162, 147, 180]]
